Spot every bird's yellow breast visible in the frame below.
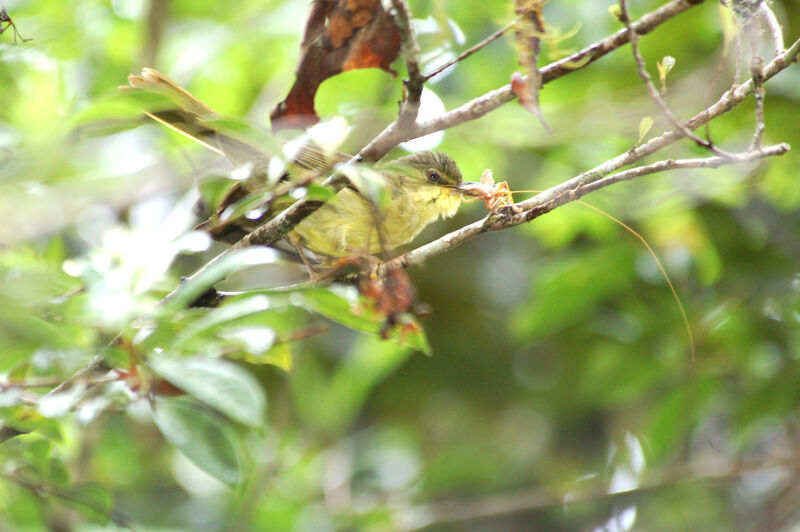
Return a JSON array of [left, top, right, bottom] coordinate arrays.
[[293, 184, 461, 257]]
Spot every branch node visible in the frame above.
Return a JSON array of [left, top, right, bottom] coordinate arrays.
[[620, 0, 735, 160]]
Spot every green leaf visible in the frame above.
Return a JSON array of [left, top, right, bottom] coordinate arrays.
[[60, 483, 114, 523], [217, 187, 272, 225], [217, 326, 277, 356], [198, 176, 235, 214], [0, 306, 81, 350], [637, 116, 654, 145], [304, 183, 336, 202], [262, 343, 293, 371], [293, 286, 430, 354], [20, 434, 54, 464], [645, 379, 717, 461], [657, 55, 676, 84], [0, 344, 35, 372], [161, 247, 280, 312], [100, 345, 131, 369], [152, 397, 244, 485], [330, 335, 414, 417], [299, 286, 379, 334], [389, 320, 431, 356], [150, 356, 266, 428], [0, 406, 63, 442], [43, 457, 71, 488], [172, 294, 274, 348], [336, 163, 390, 208], [67, 89, 178, 128], [231, 341, 293, 371]]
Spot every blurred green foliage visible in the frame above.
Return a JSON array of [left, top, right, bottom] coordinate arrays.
[[2, 0, 800, 530]]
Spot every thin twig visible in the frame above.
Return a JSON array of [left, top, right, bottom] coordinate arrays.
[[233, 0, 693, 236], [0, 470, 127, 526], [578, 143, 789, 194], [377, 34, 800, 272], [395, 452, 800, 530], [747, 19, 767, 149], [2, 375, 117, 390], [556, 36, 800, 193], [619, 0, 734, 159], [423, 16, 522, 82], [44, 354, 110, 399], [140, 0, 167, 67], [360, 0, 704, 161], [389, 0, 424, 131], [759, 1, 785, 55], [0, 3, 32, 43], [389, 0, 422, 84]]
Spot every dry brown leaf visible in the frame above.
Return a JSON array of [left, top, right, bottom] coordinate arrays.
[[270, 0, 401, 131], [511, 0, 551, 132]]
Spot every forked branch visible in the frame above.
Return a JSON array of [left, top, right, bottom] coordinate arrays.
[[46, 2, 800, 402], [242, 0, 708, 248], [384, 144, 790, 273], [619, 0, 734, 159]]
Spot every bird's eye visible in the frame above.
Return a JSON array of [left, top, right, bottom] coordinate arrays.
[[427, 170, 441, 183]]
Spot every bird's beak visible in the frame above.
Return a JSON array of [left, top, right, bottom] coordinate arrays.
[[448, 181, 484, 198]]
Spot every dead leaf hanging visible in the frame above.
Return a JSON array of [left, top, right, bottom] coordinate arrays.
[[270, 0, 401, 131]]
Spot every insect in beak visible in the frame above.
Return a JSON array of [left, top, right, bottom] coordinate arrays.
[[451, 181, 485, 197], [451, 170, 518, 211], [444, 181, 483, 197]]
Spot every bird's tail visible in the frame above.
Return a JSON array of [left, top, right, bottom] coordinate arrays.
[[124, 69, 340, 246]]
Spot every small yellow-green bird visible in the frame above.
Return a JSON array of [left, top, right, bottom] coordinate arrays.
[[127, 68, 479, 260]]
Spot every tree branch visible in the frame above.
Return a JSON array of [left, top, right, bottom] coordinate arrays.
[[619, 0, 734, 159], [745, 13, 767, 149], [361, 0, 705, 160], [395, 452, 800, 530], [0, 470, 127, 526], [375, 35, 800, 273], [389, 0, 424, 131], [45, 4, 800, 403], [242, 0, 710, 250], [759, 1, 785, 55], [384, 143, 789, 273], [43, 354, 110, 399], [233, 174, 349, 249], [423, 16, 522, 82], [578, 143, 789, 194]]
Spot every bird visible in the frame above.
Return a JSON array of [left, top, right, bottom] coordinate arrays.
[[125, 68, 479, 263]]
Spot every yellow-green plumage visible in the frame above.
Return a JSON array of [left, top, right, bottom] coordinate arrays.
[[294, 151, 464, 256], [126, 69, 469, 258]]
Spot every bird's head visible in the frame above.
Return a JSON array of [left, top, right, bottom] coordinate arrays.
[[377, 150, 486, 224], [388, 151, 482, 196], [393, 150, 463, 187]]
